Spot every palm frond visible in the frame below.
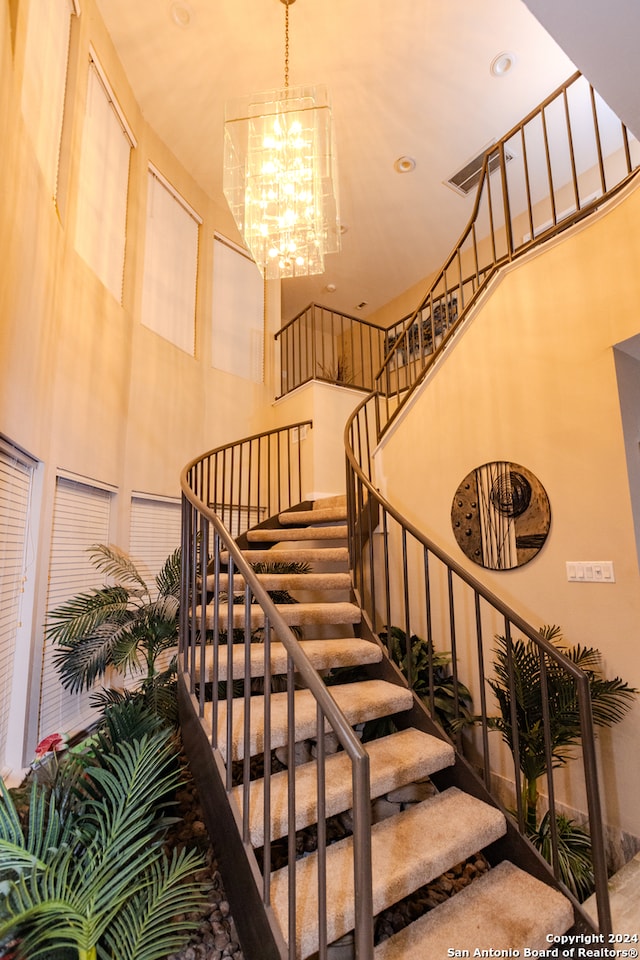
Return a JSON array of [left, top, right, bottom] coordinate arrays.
[[0, 780, 25, 849], [100, 848, 205, 960], [46, 587, 132, 646], [89, 544, 149, 592], [89, 695, 167, 741], [154, 547, 182, 599], [528, 811, 594, 901], [250, 559, 311, 576], [53, 627, 123, 693]]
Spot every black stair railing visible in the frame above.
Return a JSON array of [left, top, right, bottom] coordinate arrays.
[[374, 71, 639, 437], [179, 422, 375, 960], [345, 394, 611, 934], [275, 303, 386, 397], [340, 70, 640, 938]]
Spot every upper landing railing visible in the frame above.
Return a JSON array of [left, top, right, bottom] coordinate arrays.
[[275, 303, 386, 397], [274, 74, 640, 430], [374, 71, 640, 437]]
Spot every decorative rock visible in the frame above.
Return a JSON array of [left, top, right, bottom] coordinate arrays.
[[274, 740, 313, 766], [310, 731, 341, 757], [371, 797, 402, 823], [385, 780, 436, 804]]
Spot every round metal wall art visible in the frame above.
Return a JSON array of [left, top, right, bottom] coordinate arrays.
[[451, 461, 551, 570]]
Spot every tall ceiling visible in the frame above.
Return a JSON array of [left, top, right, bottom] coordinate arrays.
[[96, 0, 592, 322]]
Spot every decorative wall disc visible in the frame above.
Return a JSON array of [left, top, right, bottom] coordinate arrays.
[[451, 461, 551, 570]]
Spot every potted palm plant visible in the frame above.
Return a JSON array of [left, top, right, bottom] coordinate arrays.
[[46, 544, 181, 723], [484, 625, 637, 898]]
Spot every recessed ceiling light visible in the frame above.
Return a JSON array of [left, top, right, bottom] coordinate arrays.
[[325, 283, 337, 293], [170, 2, 192, 27], [490, 51, 517, 78], [394, 156, 416, 174]]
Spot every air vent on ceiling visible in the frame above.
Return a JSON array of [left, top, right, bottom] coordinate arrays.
[[446, 143, 515, 197]]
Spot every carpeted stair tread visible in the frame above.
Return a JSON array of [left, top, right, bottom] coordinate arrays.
[[312, 495, 347, 511], [373, 860, 574, 960], [246, 525, 348, 542], [190, 637, 382, 682], [208, 571, 352, 592], [202, 679, 414, 761], [219, 546, 349, 565], [233, 728, 454, 846], [279, 507, 347, 525], [270, 786, 507, 960], [196, 600, 361, 630]]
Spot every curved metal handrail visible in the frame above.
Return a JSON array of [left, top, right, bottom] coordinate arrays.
[[345, 388, 611, 934], [373, 71, 639, 438], [179, 422, 374, 960]]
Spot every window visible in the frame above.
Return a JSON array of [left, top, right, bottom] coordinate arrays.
[[38, 475, 113, 739], [141, 166, 201, 355], [129, 494, 182, 595], [21, 0, 78, 197], [211, 235, 264, 382], [0, 441, 36, 774], [74, 50, 136, 301]]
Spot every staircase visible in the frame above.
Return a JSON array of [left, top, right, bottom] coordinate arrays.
[[178, 69, 637, 955], [185, 494, 574, 959]]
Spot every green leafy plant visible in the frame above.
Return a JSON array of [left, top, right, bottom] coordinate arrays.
[[528, 811, 594, 901], [317, 353, 356, 385], [0, 705, 205, 960], [379, 626, 473, 734], [46, 545, 181, 723], [485, 625, 637, 898]]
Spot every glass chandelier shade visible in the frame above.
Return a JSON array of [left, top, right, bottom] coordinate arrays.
[[223, 84, 341, 280]]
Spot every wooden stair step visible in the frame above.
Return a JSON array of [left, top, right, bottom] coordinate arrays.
[[246, 525, 348, 543], [270, 787, 507, 960], [208, 571, 352, 593], [233, 728, 454, 846], [374, 860, 573, 960], [196, 600, 361, 630], [190, 637, 382, 682], [219, 547, 349, 565], [202, 679, 414, 761]]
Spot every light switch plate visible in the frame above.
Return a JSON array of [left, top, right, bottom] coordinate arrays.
[[566, 561, 615, 582]]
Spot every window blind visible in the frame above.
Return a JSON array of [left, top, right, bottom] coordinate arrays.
[[20, 0, 76, 197], [0, 444, 35, 773], [38, 476, 112, 740], [140, 169, 200, 355], [129, 495, 181, 595], [211, 236, 265, 382], [74, 55, 134, 302]]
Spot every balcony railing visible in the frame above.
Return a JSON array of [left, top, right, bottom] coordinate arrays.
[[374, 71, 640, 435], [275, 303, 386, 397]]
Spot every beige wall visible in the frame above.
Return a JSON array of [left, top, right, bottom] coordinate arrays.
[[274, 380, 368, 500], [376, 181, 640, 838], [0, 0, 278, 502], [0, 0, 279, 766]]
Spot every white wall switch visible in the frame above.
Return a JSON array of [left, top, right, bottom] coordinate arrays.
[[566, 561, 615, 582]]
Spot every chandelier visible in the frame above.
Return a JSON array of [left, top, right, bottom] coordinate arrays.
[[223, 0, 341, 280]]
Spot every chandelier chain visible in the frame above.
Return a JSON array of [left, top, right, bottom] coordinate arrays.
[[284, 0, 289, 88]]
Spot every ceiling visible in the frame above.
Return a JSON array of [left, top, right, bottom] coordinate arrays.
[[93, 0, 631, 323]]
